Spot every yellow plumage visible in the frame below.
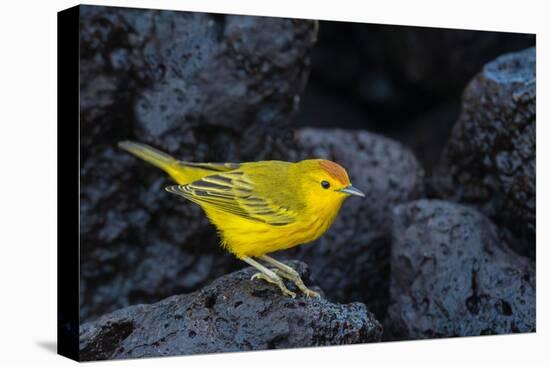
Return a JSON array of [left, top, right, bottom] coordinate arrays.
[[119, 140, 364, 297]]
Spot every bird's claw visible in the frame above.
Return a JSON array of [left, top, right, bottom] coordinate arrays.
[[303, 288, 321, 299], [271, 269, 321, 299], [251, 272, 296, 298]]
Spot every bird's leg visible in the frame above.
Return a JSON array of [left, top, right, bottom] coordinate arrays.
[[258, 255, 320, 298], [242, 256, 296, 298]]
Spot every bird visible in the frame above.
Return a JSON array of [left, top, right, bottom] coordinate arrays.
[[118, 140, 365, 298]]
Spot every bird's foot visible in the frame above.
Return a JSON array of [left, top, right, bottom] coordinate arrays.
[[251, 272, 296, 298], [300, 286, 321, 299], [272, 269, 320, 299], [257, 255, 321, 299]]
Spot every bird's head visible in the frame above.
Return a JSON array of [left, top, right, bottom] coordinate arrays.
[[295, 159, 365, 209]]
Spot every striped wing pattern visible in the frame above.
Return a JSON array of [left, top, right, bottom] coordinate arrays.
[[165, 171, 297, 226]]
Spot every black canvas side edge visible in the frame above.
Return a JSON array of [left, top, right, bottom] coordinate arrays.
[[57, 5, 80, 362]]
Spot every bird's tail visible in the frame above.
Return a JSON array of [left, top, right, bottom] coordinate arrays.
[[118, 140, 239, 184], [118, 140, 189, 183]]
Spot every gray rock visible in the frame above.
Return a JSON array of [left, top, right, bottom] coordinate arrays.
[[132, 13, 317, 158], [79, 261, 382, 361], [79, 5, 316, 156], [433, 47, 535, 256], [282, 128, 424, 318], [385, 200, 535, 340], [79, 5, 317, 321]]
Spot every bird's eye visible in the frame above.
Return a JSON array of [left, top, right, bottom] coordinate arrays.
[[321, 180, 330, 189]]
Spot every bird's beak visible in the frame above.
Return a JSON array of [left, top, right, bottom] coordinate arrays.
[[338, 185, 365, 197]]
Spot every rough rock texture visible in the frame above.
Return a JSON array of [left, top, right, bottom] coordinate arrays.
[[433, 47, 536, 256], [80, 5, 316, 156], [79, 261, 382, 360], [281, 128, 424, 319], [79, 5, 317, 322], [385, 200, 535, 340]]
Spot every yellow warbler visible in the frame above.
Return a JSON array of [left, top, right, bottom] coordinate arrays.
[[119, 141, 364, 298]]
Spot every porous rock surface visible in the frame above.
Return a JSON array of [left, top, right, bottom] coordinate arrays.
[[79, 6, 317, 321], [384, 200, 535, 340], [80, 5, 316, 156], [79, 261, 382, 360], [282, 128, 424, 318], [433, 47, 536, 255]]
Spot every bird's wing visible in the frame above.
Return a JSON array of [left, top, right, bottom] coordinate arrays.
[[178, 161, 241, 172], [165, 170, 298, 226]]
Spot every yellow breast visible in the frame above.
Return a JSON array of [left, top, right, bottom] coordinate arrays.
[[203, 195, 343, 259]]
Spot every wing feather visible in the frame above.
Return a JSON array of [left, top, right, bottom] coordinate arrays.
[[165, 170, 297, 226]]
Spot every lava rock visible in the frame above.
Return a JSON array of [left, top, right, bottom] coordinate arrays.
[[79, 5, 317, 321], [385, 200, 535, 340], [80, 5, 317, 157], [79, 261, 382, 361], [281, 128, 424, 319], [132, 13, 317, 158], [433, 47, 536, 256]]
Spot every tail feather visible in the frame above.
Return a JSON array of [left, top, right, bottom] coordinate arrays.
[[118, 140, 239, 185], [118, 141, 177, 170]]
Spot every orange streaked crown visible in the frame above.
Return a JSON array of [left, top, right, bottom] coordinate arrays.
[[318, 160, 350, 185]]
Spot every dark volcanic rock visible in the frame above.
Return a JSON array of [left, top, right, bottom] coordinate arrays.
[[282, 128, 424, 319], [80, 5, 317, 157], [433, 47, 536, 256], [385, 200, 535, 340], [79, 261, 382, 361], [79, 5, 317, 321]]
